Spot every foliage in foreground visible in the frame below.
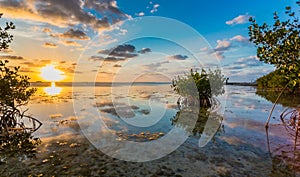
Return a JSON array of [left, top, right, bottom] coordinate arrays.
[[0, 13, 41, 161], [0, 132, 41, 160], [171, 68, 225, 107], [0, 13, 41, 142], [0, 60, 39, 135], [249, 1, 300, 92]]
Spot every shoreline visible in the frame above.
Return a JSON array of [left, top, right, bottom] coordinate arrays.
[[31, 81, 258, 87]]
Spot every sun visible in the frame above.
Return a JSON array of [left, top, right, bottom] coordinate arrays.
[[40, 64, 65, 82]]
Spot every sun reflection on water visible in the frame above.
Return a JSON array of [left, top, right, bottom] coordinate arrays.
[[44, 82, 62, 96]]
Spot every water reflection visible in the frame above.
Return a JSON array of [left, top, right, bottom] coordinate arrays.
[[44, 82, 62, 96], [171, 106, 223, 146], [271, 144, 300, 174], [5, 85, 300, 176], [256, 89, 300, 174], [256, 89, 300, 107]]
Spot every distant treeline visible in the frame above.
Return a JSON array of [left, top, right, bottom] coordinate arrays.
[[256, 70, 300, 92], [225, 82, 257, 86]]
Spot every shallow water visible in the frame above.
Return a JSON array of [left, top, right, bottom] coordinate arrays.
[[1, 84, 300, 176]]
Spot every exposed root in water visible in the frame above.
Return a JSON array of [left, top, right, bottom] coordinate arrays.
[[266, 107, 300, 173], [265, 83, 289, 129], [280, 107, 300, 140]]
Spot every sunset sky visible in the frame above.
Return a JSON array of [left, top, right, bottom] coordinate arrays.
[[0, 0, 297, 82]]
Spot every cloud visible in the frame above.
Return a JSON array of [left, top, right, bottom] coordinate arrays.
[[224, 56, 262, 70], [84, 0, 129, 24], [0, 49, 14, 53], [226, 14, 251, 25], [138, 48, 151, 54], [209, 39, 232, 59], [19, 68, 36, 73], [113, 64, 122, 67], [109, 44, 136, 57], [223, 56, 269, 82], [136, 12, 145, 17], [230, 35, 250, 44], [20, 59, 77, 74], [215, 40, 231, 51], [204, 37, 250, 59], [224, 67, 274, 82], [0, 0, 128, 31], [200, 47, 209, 52], [98, 44, 137, 58], [235, 56, 262, 67], [91, 44, 151, 62], [98, 71, 113, 74], [60, 40, 81, 47], [89, 55, 126, 62], [43, 42, 58, 48], [51, 29, 90, 40], [0, 55, 24, 60], [167, 54, 188, 60], [143, 61, 169, 70], [57, 66, 76, 74], [21, 60, 51, 67], [42, 28, 52, 33], [150, 4, 160, 13]]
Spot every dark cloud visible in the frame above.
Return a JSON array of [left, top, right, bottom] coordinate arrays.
[[98, 44, 136, 56], [168, 54, 188, 60], [108, 44, 136, 57], [0, 0, 128, 30], [105, 56, 128, 61], [43, 42, 58, 48], [0, 55, 24, 60], [113, 64, 122, 67], [84, 0, 128, 23], [0, 0, 25, 8], [98, 71, 113, 74], [91, 44, 152, 62], [51, 29, 90, 40], [89, 56, 106, 61], [34, 0, 111, 29], [138, 48, 151, 54]]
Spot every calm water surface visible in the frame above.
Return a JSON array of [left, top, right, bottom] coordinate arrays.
[[2, 84, 300, 176]]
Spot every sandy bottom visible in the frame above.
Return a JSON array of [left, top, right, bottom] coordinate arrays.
[[1, 130, 298, 177]]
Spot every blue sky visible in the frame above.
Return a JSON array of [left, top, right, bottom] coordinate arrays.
[[0, 0, 297, 82]]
